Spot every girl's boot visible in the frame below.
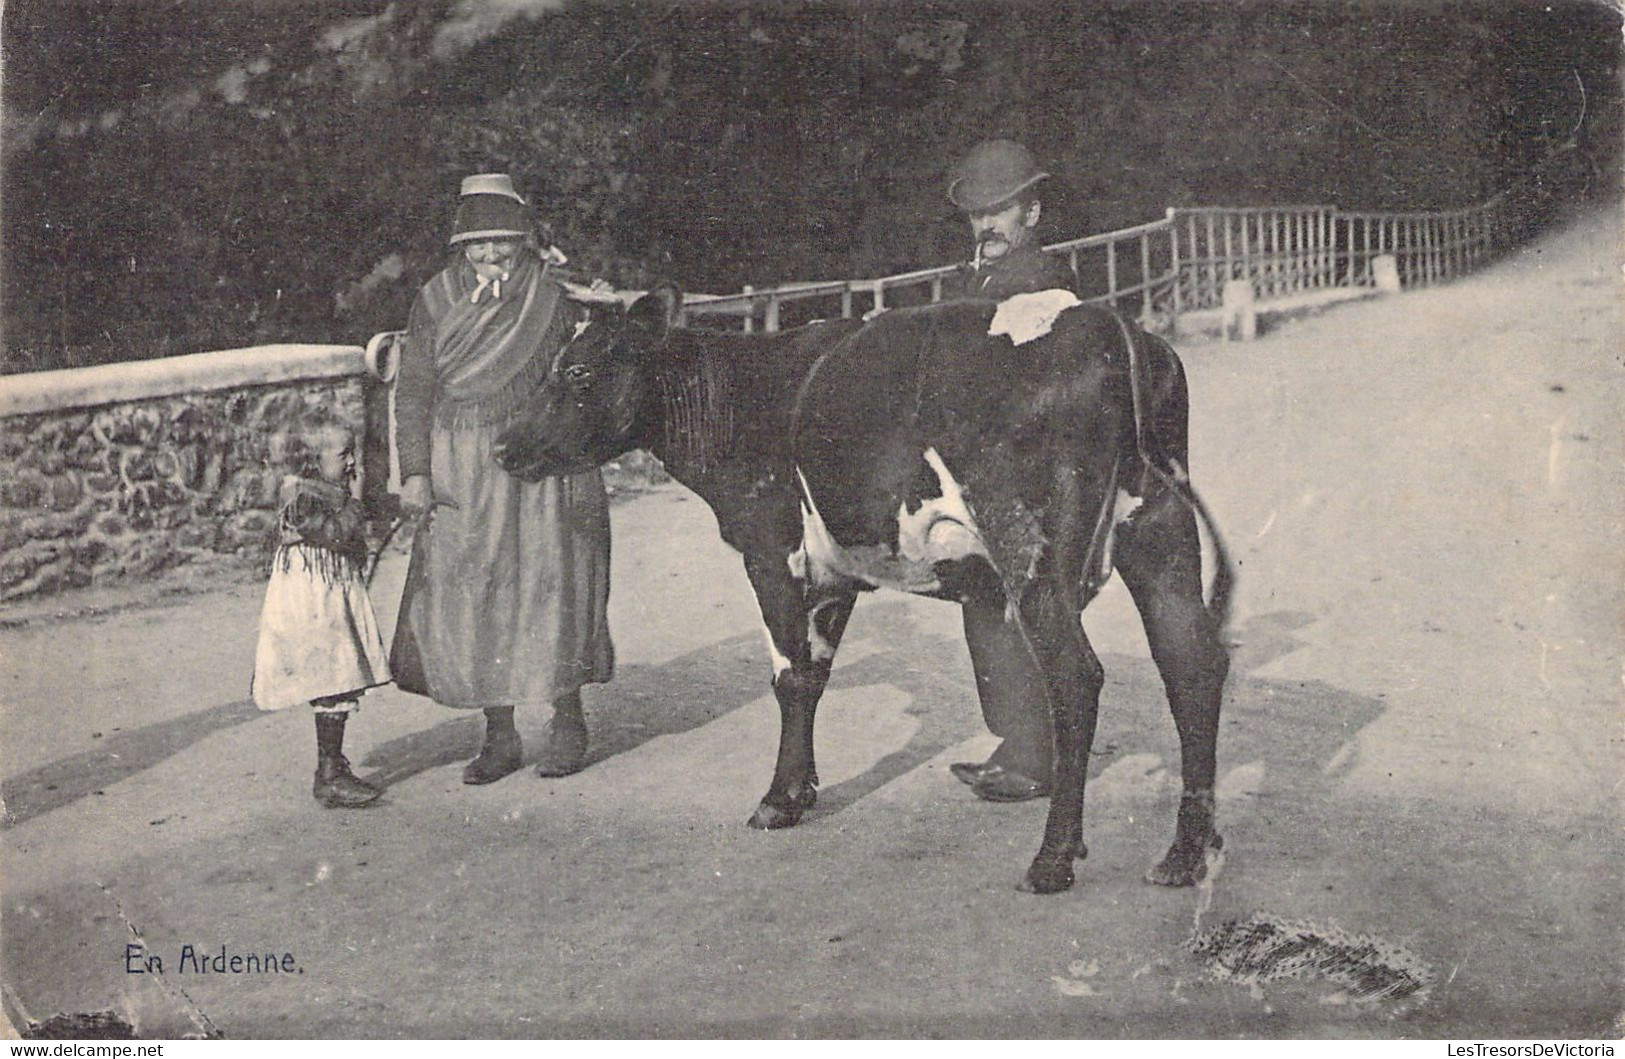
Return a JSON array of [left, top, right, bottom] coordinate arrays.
[[463, 706, 523, 785], [313, 712, 382, 808], [534, 690, 588, 777]]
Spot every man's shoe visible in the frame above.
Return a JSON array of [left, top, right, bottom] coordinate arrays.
[[950, 761, 997, 786], [972, 765, 1050, 803]]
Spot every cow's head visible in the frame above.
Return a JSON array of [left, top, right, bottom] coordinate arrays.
[[494, 284, 683, 480]]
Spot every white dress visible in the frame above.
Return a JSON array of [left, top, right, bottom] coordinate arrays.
[[252, 478, 391, 711]]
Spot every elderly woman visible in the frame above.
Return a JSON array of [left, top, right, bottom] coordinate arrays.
[[391, 173, 614, 784]]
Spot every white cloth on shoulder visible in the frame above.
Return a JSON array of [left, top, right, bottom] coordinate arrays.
[[988, 288, 1082, 346]]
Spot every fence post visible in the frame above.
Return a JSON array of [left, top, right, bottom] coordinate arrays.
[[1238, 211, 1252, 292], [1165, 208, 1183, 324], [1105, 238, 1119, 305], [741, 285, 755, 333], [1204, 212, 1218, 307], [1139, 233, 1153, 320]]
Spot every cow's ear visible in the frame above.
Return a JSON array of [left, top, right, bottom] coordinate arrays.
[[630, 283, 683, 336]]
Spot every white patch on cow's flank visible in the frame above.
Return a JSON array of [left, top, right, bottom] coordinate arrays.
[[786, 545, 807, 581], [896, 447, 988, 565], [793, 451, 989, 594], [795, 469, 863, 588]]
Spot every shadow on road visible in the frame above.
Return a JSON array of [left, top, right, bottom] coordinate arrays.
[[353, 712, 483, 789], [3, 600, 1384, 838], [1228, 609, 1319, 676], [351, 597, 1387, 830], [2, 698, 262, 829], [354, 632, 774, 785]]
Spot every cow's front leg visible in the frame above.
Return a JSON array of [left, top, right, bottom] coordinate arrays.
[[740, 553, 857, 830], [1012, 580, 1103, 895]]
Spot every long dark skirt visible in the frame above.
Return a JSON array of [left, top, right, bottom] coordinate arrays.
[[391, 421, 613, 709]]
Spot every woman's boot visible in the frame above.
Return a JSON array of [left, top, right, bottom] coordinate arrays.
[[463, 706, 523, 785], [313, 712, 382, 808], [534, 690, 588, 777]]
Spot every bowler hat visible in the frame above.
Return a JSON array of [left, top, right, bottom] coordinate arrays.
[[449, 173, 533, 245], [947, 140, 1050, 213]]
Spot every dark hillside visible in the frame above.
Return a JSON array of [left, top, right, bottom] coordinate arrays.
[[1, 0, 1618, 372]]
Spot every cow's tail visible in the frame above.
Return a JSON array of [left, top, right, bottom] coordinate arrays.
[[1196, 484, 1236, 635], [1115, 313, 1236, 637], [1155, 460, 1235, 636]]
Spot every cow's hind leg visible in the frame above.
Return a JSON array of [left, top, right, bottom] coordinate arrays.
[[1114, 494, 1228, 886], [1006, 578, 1103, 895], [743, 553, 859, 830]]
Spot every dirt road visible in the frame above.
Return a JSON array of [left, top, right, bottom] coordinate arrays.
[[2, 204, 1620, 1038]]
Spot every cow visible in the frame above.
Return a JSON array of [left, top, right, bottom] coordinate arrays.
[[493, 284, 1233, 895]]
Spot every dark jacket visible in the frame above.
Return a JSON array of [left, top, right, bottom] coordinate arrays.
[[951, 241, 1077, 300]]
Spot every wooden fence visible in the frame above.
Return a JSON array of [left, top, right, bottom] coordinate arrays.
[[0, 189, 1543, 423], [679, 189, 1527, 333], [1166, 199, 1510, 312]]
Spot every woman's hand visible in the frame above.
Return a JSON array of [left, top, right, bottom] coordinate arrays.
[[399, 475, 434, 518]]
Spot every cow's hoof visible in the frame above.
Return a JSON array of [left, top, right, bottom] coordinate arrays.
[[747, 803, 801, 829], [746, 786, 816, 830], [1018, 840, 1085, 894], [1019, 856, 1076, 895], [1145, 831, 1223, 887]]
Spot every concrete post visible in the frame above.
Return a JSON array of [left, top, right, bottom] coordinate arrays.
[[1222, 278, 1257, 341], [1373, 254, 1401, 293]]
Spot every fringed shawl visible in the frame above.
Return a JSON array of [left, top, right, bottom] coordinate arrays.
[[273, 475, 366, 587], [406, 253, 581, 430]]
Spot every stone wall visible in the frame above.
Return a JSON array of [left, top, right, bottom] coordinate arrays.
[[0, 378, 371, 601]]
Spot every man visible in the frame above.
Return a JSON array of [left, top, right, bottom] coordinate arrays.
[[945, 140, 1076, 802], [947, 139, 1077, 300]]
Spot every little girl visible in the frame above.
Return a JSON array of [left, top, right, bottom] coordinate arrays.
[[252, 423, 391, 808]]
